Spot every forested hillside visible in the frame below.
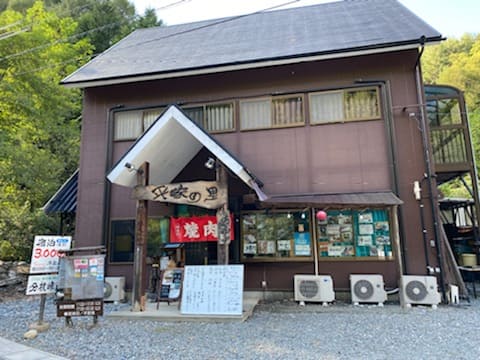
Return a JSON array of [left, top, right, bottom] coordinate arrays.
[[0, 0, 160, 260]]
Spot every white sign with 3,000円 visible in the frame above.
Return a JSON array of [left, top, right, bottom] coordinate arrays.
[[29, 235, 72, 274]]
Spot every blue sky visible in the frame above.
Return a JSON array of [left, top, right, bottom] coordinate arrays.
[[132, 0, 478, 39]]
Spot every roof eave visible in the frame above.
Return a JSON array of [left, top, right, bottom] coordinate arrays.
[[62, 39, 443, 89]]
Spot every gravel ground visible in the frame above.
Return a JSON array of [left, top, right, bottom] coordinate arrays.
[[0, 295, 479, 360]]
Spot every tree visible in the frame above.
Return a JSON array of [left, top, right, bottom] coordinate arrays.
[[50, 0, 162, 53], [0, 2, 92, 260]]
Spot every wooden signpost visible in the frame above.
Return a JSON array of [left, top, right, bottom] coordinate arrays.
[[130, 158, 232, 312]]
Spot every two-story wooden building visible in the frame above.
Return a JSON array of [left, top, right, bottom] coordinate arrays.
[[61, 0, 464, 300]]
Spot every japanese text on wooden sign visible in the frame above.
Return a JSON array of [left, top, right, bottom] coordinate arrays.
[[133, 181, 227, 209], [29, 235, 72, 274]]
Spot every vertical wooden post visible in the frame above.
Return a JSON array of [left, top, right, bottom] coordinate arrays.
[[132, 162, 149, 312], [216, 164, 230, 265], [391, 206, 403, 275]]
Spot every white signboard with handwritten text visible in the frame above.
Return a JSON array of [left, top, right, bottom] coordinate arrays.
[[29, 235, 72, 274], [181, 265, 244, 315]]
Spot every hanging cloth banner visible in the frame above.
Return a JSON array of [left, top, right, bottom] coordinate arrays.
[[132, 181, 227, 209], [170, 215, 234, 243]]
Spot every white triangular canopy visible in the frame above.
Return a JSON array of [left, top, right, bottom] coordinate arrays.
[[107, 105, 267, 201]]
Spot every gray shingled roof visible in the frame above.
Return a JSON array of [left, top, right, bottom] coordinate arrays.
[[62, 0, 442, 87]]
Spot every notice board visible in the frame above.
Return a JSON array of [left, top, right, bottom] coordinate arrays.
[[158, 268, 183, 301], [180, 265, 244, 316]]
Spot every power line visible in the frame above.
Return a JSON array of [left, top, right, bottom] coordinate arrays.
[[0, 27, 30, 41], [0, 20, 23, 32]]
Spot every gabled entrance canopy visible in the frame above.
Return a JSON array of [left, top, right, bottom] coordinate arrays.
[[107, 105, 267, 201]]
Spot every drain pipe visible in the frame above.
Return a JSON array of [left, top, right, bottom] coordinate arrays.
[[415, 177, 432, 272], [102, 105, 124, 271], [414, 42, 447, 302]]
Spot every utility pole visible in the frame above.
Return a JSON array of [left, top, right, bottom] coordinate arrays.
[[132, 162, 149, 311]]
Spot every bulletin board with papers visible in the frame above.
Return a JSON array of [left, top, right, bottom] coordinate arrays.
[[180, 265, 244, 316]]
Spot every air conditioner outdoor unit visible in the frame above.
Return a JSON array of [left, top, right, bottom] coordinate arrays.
[[399, 275, 441, 308], [104, 277, 125, 302], [350, 274, 387, 306], [294, 275, 335, 305]]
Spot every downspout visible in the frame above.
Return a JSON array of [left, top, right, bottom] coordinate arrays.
[[414, 40, 447, 302], [102, 105, 124, 272], [416, 178, 432, 271], [355, 79, 407, 274]]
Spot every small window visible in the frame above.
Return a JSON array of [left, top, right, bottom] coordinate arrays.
[[240, 95, 304, 130], [110, 220, 135, 263], [114, 110, 142, 140], [184, 107, 204, 127], [309, 91, 344, 123], [143, 108, 164, 131], [310, 87, 380, 124], [114, 108, 164, 141], [184, 103, 234, 132], [344, 88, 380, 120], [240, 98, 271, 130], [205, 103, 234, 132], [110, 218, 170, 263]]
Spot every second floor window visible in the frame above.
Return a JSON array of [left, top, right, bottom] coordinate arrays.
[[310, 87, 380, 124], [240, 95, 304, 130]]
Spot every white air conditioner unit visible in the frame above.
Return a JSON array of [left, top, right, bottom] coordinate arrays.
[[104, 277, 125, 302], [350, 274, 387, 306], [294, 275, 335, 305], [399, 275, 441, 308]]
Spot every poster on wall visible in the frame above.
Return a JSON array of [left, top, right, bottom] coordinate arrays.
[[294, 232, 311, 256]]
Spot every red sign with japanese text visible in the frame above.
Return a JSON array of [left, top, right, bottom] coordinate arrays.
[[170, 216, 234, 243]]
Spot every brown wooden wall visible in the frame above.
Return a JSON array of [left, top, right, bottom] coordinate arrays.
[[75, 49, 439, 291]]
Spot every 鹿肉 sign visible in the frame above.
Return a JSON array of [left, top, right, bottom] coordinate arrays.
[[170, 215, 234, 243]]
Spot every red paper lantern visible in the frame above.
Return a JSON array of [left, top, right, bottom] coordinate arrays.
[[316, 210, 327, 221]]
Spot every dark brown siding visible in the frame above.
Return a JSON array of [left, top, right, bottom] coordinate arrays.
[[76, 49, 437, 290]]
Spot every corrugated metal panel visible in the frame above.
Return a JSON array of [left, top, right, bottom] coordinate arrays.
[[43, 170, 78, 214], [264, 191, 403, 207]]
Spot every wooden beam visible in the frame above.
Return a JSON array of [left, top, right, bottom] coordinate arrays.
[[132, 162, 149, 312], [216, 163, 230, 265]]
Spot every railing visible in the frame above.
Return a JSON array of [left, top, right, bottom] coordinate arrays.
[[430, 126, 467, 165]]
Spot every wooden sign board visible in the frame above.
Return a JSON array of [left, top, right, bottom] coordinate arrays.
[[57, 299, 103, 317], [133, 181, 226, 209], [181, 265, 244, 316]]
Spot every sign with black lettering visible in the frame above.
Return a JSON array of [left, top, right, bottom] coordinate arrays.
[[57, 299, 103, 317], [181, 265, 244, 315], [132, 181, 227, 209]]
